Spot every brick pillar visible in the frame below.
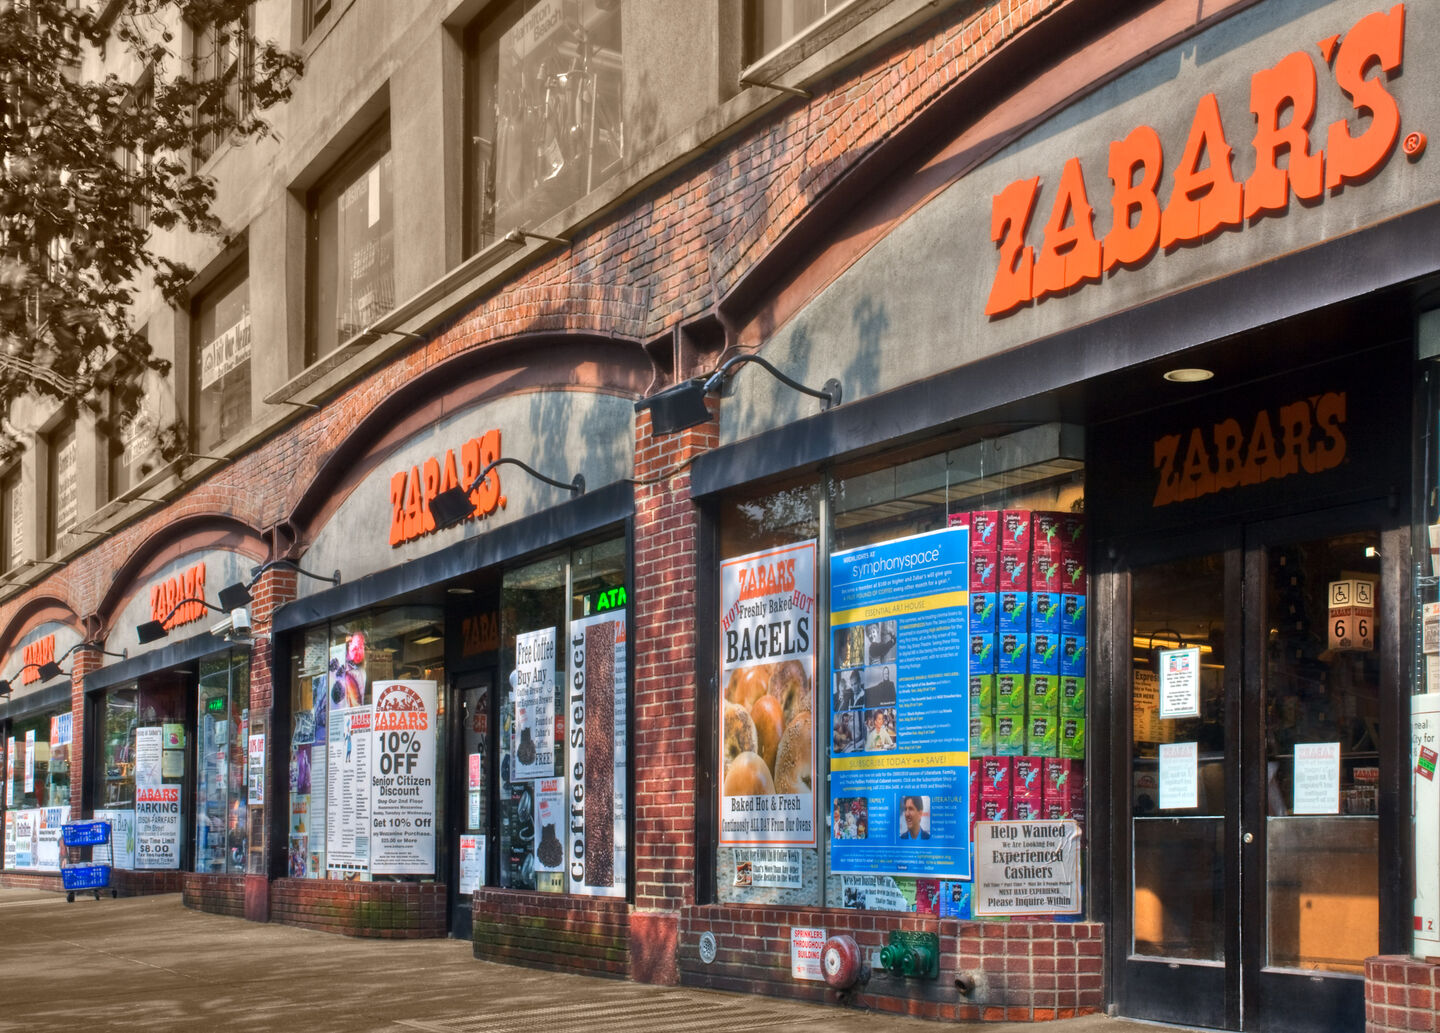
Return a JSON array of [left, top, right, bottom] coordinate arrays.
[[242, 566, 296, 923], [69, 645, 101, 815], [629, 404, 717, 984]]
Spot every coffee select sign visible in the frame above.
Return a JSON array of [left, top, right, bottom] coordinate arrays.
[[984, 4, 1414, 318]]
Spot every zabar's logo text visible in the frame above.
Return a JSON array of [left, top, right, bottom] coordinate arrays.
[[461, 612, 500, 656], [986, 5, 1410, 318], [390, 429, 504, 546], [20, 634, 54, 685], [1153, 391, 1346, 507], [150, 562, 207, 631]]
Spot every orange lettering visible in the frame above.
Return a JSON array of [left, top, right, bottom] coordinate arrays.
[[984, 177, 1040, 317], [389, 471, 407, 546], [473, 429, 502, 515], [1161, 93, 1244, 248], [1104, 125, 1163, 271], [1246, 51, 1324, 218], [1326, 5, 1404, 190], [1313, 392, 1347, 470], [1277, 399, 1314, 476], [1243, 410, 1282, 486], [1153, 433, 1182, 506], [421, 456, 441, 535], [1033, 157, 1103, 299], [1179, 427, 1216, 502], [1213, 418, 1245, 491], [403, 466, 423, 541]]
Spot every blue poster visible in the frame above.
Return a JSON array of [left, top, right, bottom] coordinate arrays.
[[829, 527, 969, 878]]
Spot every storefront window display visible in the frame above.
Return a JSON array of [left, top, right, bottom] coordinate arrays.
[[195, 651, 250, 873], [498, 537, 627, 895], [3, 708, 72, 871], [716, 427, 1087, 918], [90, 678, 191, 871], [286, 607, 446, 881]]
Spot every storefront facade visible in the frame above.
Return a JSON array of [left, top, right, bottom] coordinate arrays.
[[1, 1, 1437, 1030]]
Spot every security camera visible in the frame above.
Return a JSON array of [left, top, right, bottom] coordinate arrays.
[[210, 607, 251, 640]]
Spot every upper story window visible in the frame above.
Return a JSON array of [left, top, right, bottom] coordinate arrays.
[[302, 0, 332, 40], [745, 0, 855, 61], [464, 0, 624, 255], [1, 467, 21, 574], [106, 391, 157, 503], [118, 75, 154, 231], [306, 127, 394, 362], [191, 11, 253, 166], [45, 419, 77, 555], [192, 260, 251, 454]]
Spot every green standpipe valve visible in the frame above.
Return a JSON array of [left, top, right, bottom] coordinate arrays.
[[879, 943, 907, 973], [901, 943, 936, 977], [881, 931, 940, 979]]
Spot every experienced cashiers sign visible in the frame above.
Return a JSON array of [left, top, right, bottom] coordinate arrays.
[[985, 4, 1414, 317]]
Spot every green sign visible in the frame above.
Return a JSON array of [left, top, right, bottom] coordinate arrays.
[[206, 696, 227, 714], [589, 586, 626, 614]]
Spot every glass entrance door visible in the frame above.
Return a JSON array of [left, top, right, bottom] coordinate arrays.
[[449, 672, 492, 938], [1116, 512, 1389, 1033]]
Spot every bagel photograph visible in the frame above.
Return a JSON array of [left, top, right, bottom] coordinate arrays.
[[721, 660, 814, 802]]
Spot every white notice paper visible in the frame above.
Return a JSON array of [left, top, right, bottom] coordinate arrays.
[[1293, 742, 1340, 815], [1158, 648, 1201, 718], [1158, 741, 1198, 810], [790, 927, 826, 981]]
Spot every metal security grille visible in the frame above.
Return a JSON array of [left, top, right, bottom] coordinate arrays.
[[396, 988, 834, 1033]]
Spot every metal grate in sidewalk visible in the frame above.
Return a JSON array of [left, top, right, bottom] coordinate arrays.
[[395, 988, 834, 1033]]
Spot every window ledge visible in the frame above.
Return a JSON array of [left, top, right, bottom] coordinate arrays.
[[741, 0, 967, 93]]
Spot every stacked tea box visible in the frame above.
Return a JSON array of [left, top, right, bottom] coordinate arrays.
[[970, 755, 1084, 824], [968, 509, 1087, 761]]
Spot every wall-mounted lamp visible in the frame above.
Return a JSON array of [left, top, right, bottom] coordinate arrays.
[[0, 637, 121, 691], [137, 598, 250, 645], [224, 560, 342, 609], [428, 457, 585, 532], [636, 353, 842, 436]]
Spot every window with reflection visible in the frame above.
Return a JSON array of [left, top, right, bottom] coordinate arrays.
[[192, 260, 251, 454], [45, 418, 77, 555], [465, 0, 624, 254], [745, 0, 855, 61]]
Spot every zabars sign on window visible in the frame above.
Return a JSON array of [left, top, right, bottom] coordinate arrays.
[[984, 4, 1413, 318]]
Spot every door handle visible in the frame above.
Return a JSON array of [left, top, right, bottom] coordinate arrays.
[[1243, 832, 1254, 844]]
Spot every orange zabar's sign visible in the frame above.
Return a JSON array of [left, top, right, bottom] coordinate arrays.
[[20, 634, 54, 685], [985, 4, 1408, 317], [390, 429, 504, 546], [151, 562, 207, 631], [1153, 391, 1347, 507]]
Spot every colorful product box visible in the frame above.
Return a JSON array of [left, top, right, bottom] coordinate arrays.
[[1031, 511, 1065, 555], [979, 755, 1013, 799], [1030, 632, 1059, 675], [971, 634, 996, 674], [1061, 594, 1087, 635], [998, 633, 1029, 675], [1062, 555, 1087, 592], [970, 553, 997, 592], [998, 591, 1028, 631], [1030, 591, 1061, 635], [996, 673, 1027, 717], [1031, 553, 1062, 591], [1013, 798, 1045, 820], [980, 797, 1011, 822], [1061, 514, 1087, 556], [1013, 756, 1045, 799], [1059, 716, 1086, 759], [971, 714, 995, 755], [970, 592, 996, 633], [995, 714, 1026, 756], [1002, 510, 1032, 554], [970, 510, 1000, 553], [1059, 675, 1086, 717], [1043, 758, 1084, 803], [1027, 714, 1059, 757], [940, 879, 973, 920], [1028, 674, 1060, 716], [1060, 635, 1087, 677], [1044, 800, 1071, 820], [999, 552, 1030, 592], [970, 674, 996, 715]]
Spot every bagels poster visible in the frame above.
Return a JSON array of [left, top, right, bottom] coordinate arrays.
[[719, 541, 817, 846], [829, 526, 971, 879]]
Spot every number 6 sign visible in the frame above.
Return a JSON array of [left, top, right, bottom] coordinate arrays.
[[1329, 579, 1375, 653]]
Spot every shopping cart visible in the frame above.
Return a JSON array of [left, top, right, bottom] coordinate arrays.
[[60, 820, 116, 902]]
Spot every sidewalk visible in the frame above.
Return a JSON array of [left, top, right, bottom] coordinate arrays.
[[0, 887, 1131, 1033]]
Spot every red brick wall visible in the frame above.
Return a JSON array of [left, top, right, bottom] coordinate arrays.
[[473, 888, 631, 977], [0, 872, 63, 891], [1366, 956, 1439, 1033], [678, 907, 1101, 1022], [183, 872, 245, 917], [269, 878, 446, 938]]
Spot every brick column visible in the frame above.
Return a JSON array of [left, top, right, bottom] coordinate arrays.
[[69, 645, 101, 815], [242, 565, 296, 923], [629, 404, 717, 983]]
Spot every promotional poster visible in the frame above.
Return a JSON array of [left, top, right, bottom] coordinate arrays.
[[566, 610, 628, 896], [370, 680, 438, 875], [829, 527, 970, 878], [326, 704, 372, 879], [513, 628, 557, 781], [718, 541, 817, 847]]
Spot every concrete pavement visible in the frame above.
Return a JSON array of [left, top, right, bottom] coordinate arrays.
[[0, 887, 1134, 1033]]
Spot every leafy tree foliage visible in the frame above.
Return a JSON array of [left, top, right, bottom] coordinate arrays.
[[0, 0, 301, 462]]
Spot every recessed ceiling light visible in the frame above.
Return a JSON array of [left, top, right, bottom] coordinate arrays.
[[1163, 367, 1214, 383], [446, 586, 475, 596]]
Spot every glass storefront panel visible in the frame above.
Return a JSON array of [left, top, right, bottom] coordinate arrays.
[[3, 707, 72, 872], [195, 651, 250, 874]]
